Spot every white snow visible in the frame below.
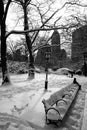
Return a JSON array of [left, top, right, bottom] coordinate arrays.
[[0, 73, 83, 129]]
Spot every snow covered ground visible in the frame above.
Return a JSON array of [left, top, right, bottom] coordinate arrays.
[[0, 73, 86, 130]]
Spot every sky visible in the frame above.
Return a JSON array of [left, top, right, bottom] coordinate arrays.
[[6, 0, 87, 47], [6, 0, 67, 41]]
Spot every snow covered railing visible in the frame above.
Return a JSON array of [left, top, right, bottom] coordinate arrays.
[[42, 78, 81, 126]]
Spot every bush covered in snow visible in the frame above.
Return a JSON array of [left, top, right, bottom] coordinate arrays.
[[8, 61, 28, 74]]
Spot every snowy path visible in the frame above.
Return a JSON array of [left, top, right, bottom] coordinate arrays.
[[0, 73, 86, 130]]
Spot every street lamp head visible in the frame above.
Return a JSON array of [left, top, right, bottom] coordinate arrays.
[[45, 52, 51, 60]]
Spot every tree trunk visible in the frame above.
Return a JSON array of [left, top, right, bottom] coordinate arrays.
[[23, 5, 35, 79], [1, 20, 10, 85], [0, 0, 4, 25]]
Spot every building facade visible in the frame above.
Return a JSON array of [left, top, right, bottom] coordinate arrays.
[[72, 25, 87, 61]]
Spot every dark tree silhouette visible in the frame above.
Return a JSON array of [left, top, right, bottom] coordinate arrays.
[[0, 0, 11, 85], [0, 0, 4, 25]]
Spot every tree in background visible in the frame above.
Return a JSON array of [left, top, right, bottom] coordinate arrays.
[[7, 39, 28, 61], [22, 0, 34, 79]]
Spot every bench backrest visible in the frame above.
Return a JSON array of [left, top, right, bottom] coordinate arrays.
[[45, 83, 78, 106]]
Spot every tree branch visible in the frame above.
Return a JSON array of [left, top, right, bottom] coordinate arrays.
[[6, 24, 79, 38], [4, 0, 12, 21], [31, 1, 85, 44], [32, 41, 71, 53]]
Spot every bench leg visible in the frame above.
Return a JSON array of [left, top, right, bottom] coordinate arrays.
[[45, 112, 48, 124], [45, 111, 51, 124]]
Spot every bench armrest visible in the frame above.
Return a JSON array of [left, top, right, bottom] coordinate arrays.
[[42, 99, 52, 111]]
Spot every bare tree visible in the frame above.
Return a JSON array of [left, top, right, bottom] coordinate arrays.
[[16, 0, 35, 79], [0, 0, 12, 85], [1, 0, 87, 84]]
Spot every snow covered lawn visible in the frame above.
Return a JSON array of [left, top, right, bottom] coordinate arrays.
[[0, 73, 86, 130]]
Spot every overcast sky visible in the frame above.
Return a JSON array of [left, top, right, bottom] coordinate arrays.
[[6, 0, 87, 42], [6, 0, 67, 41]]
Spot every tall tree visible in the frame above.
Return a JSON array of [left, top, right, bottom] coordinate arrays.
[[0, 0, 11, 85], [14, 0, 35, 78], [0, 0, 4, 25], [23, 0, 34, 79]]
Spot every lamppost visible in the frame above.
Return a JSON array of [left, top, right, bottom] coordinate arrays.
[[45, 51, 51, 91]]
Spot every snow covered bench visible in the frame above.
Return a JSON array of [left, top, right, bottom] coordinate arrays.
[[42, 78, 81, 126]]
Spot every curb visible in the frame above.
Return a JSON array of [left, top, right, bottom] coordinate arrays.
[[81, 93, 87, 130]]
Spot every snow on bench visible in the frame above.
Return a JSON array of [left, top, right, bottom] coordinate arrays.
[[42, 78, 81, 126]]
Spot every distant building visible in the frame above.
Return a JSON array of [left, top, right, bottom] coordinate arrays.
[[51, 30, 66, 61], [72, 25, 87, 61], [35, 30, 67, 68]]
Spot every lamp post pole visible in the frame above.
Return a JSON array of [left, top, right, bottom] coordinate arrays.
[[45, 67, 48, 90], [45, 52, 50, 91]]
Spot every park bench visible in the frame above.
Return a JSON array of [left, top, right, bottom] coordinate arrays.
[[42, 78, 81, 126]]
